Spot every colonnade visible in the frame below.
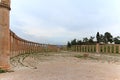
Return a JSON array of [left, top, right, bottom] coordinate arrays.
[[10, 30, 59, 58], [71, 44, 120, 54]]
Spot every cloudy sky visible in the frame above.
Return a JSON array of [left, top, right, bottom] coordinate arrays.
[[10, 0, 120, 45]]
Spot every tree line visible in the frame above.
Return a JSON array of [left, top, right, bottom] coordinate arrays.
[[67, 32, 120, 48]]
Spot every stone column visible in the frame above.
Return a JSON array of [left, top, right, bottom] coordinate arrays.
[[0, 0, 11, 70], [10, 31, 13, 57], [29, 42, 31, 53], [12, 33, 15, 57], [106, 45, 108, 53], [119, 45, 120, 54], [110, 45, 112, 53], [89, 45, 91, 52], [36, 43, 38, 53], [75, 45, 78, 52], [102, 45, 104, 53], [26, 42, 29, 53], [114, 44, 116, 53], [24, 42, 26, 53], [96, 43, 99, 53]]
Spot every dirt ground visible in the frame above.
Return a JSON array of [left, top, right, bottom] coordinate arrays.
[[0, 52, 120, 80]]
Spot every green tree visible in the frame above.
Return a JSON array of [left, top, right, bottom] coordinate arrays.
[[96, 32, 100, 43], [104, 32, 113, 43], [88, 36, 95, 43], [114, 36, 120, 44], [83, 37, 88, 42], [67, 41, 71, 48], [76, 40, 82, 45], [99, 34, 104, 43], [71, 39, 77, 45]]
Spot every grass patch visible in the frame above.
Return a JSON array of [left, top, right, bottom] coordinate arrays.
[[74, 55, 84, 58], [0, 68, 7, 73], [74, 54, 98, 60], [89, 56, 98, 60]]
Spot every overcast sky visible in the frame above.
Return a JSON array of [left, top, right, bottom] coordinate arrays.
[[10, 0, 120, 45]]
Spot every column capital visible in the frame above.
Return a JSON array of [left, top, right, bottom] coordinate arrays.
[[0, 0, 11, 10]]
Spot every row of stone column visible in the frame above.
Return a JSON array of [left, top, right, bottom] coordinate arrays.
[[71, 45, 96, 53], [10, 31, 59, 58], [98, 44, 120, 53], [71, 44, 120, 53]]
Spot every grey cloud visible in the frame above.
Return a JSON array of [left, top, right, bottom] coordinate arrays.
[[10, 0, 120, 44]]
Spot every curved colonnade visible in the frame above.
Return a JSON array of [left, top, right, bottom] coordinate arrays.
[[10, 30, 59, 58]]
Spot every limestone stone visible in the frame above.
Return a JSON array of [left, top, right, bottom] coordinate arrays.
[[0, 0, 10, 70]]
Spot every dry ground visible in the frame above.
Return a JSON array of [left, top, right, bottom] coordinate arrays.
[[0, 52, 120, 80]]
